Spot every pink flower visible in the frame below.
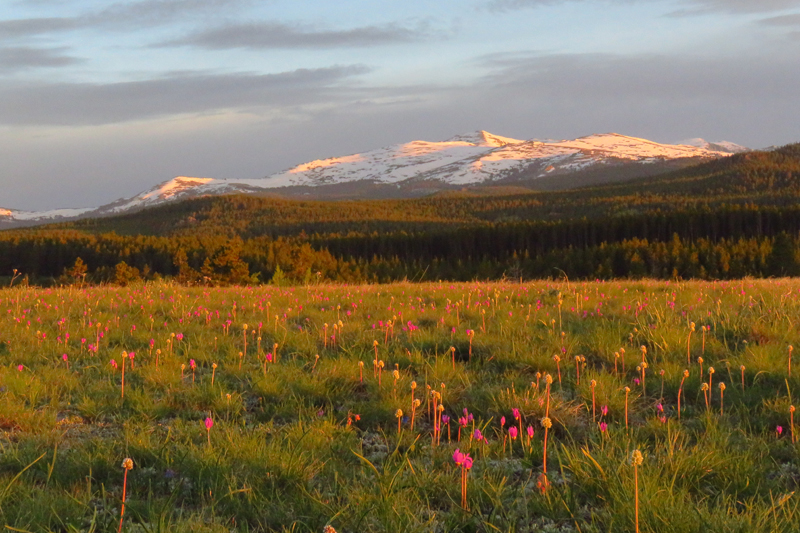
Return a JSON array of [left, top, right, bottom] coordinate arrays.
[[62, 354, 68, 361], [110, 359, 118, 369], [776, 425, 784, 435], [601, 405, 608, 416], [500, 416, 506, 427], [190, 359, 196, 369], [656, 403, 663, 413], [453, 449, 465, 466], [599, 422, 608, 432], [204, 417, 214, 430], [266, 352, 273, 363], [527, 426, 534, 438], [463, 455, 474, 470], [441, 414, 450, 425], [634, 378, 641, 386], [512, 408, 520, 420], [17, 364, 23, 372], [474, 429, 484, 441], [509, 427, 518, 439]]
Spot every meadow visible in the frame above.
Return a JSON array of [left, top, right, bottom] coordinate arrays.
[[0, 279, 798, 532]]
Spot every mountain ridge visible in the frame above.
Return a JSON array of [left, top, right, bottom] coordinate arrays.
[[0, 131, 748, 228]]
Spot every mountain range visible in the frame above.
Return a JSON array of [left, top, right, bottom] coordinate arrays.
[[0, 131, 747, 228]]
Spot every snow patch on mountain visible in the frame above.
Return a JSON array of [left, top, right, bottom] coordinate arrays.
[[1, 130, 748, 227]]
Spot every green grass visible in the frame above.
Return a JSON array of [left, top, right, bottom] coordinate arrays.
[[0, 279, 798, 532]]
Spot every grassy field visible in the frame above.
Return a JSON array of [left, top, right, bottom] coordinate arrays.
[[0, 279, 798, 532]]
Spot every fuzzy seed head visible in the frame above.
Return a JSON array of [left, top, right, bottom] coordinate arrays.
[[701, 383, 709, 391], [683, 369, 690, 378], [395, 409, 403, 418], [631, 450, 643, 466], [708, 367, 715, 374], [590, 379, 597, 388], [545, 374, 554, 384], [624, 387, 631, 393], [122, 458, 134, 470], [718, 382, 726, 391], [540, 417, 552, 429], [411, 381, 417, 389]]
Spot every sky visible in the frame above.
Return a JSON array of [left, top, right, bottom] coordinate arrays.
[[1, 0, 800, 210]]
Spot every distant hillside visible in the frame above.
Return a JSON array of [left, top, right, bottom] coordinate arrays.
[[2, 143, 800, 284], [0, 130, 745, 228]]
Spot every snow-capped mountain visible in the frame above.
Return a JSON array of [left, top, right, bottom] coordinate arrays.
[[0, 131, 746, 228]]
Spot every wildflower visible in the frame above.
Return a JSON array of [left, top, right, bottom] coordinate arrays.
[[118, 458, 134, 532], [631, 449, 643, 533], [601, 405, 608, 416], [599, 422, 608, 432]]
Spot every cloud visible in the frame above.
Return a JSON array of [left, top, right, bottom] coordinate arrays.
[[759, 13, 800, 25], [0, 46, 82, 70], [0, 65, 370, 126], [161, 21, 432, 50], [488, 0, 800, 13], [0, 0, 254, 40], [0, 18, 79, 39]]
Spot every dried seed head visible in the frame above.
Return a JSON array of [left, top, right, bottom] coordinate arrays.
[[395, 409, 403, 418], [690, 322, 695, 331], [631, 450, 643, 466], [393, 370, 400, 380], [791, 405, 796, 413], [122, 458, 134, 470], [545, 374, 554, 384], [590, 379, 597, 388], [624, 387, 631, 393], [718, 382, 726, 391], [540, 417, 552, 429], [683, 370, 690, 378], [641, 362, 648, 369], [411, 381, 417, 390], [740, 365, 745, 371], [553, 355, 561, 363], [701, 383, 709, 391], [698, 357, 704, 364]]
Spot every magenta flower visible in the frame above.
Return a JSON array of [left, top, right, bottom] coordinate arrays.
[[599, 422, 608, 432], [110, 359, 118, 369], [512, 408, 520, 420], [441, 414, 450, 425], [656, 403, 664, 412], [509, 427, 518, 439], [527, 426, 534, 438], [62, 354, 68, 361], [474, 429, 484, 441], [266, 352, 273, 363], [190, 359, 196, 369], [500, 416, 506, 427], [601, 405, 608, 416], [204, 417, 214, 430], [17, 364, 23, 372], [777, 425, 784, 435], [453, 449, 465, 466]]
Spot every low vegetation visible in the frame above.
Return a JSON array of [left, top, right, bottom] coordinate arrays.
[[0, 279, 798, 532]]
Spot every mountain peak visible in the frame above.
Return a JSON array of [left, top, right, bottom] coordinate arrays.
[[446, 130, 525, 147], [677, 138, 748, 154]]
